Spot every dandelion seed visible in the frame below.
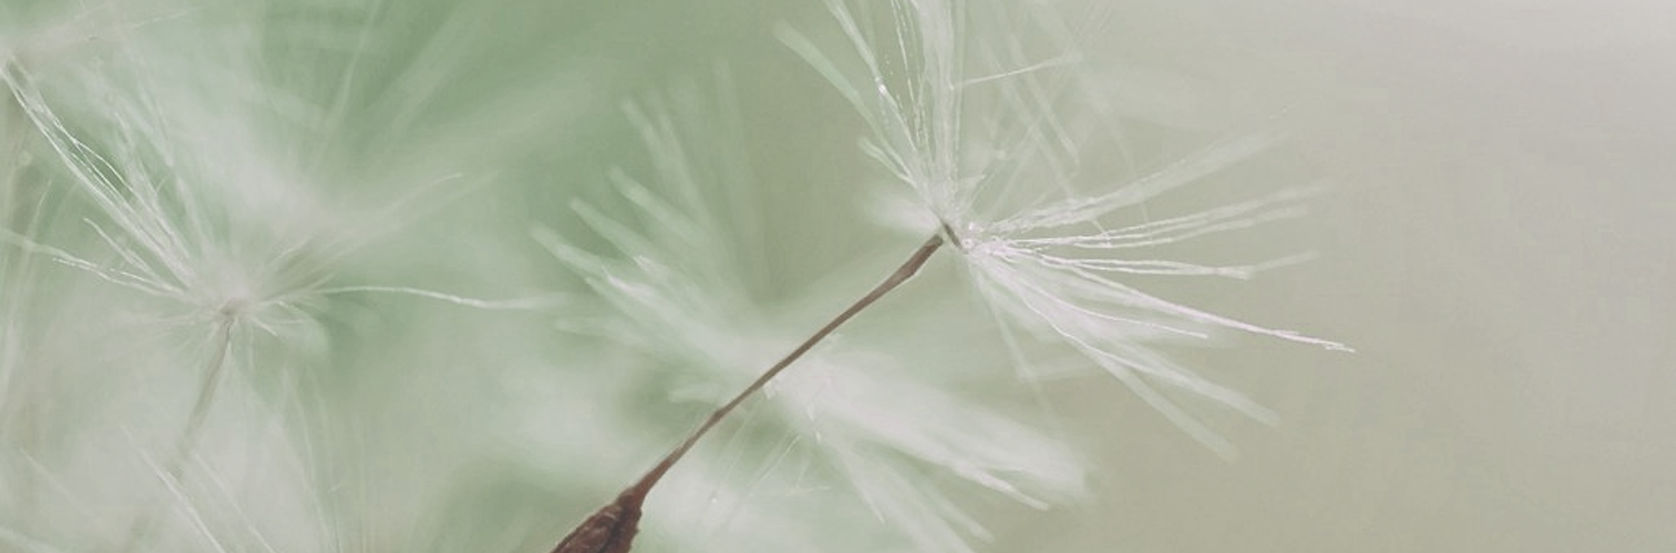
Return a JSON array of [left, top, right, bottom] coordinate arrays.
[[781, 0, 1350, 457], [552, 0, 1346, 546]]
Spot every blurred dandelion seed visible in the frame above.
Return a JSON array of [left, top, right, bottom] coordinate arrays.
[[2, 28, 557, 551]]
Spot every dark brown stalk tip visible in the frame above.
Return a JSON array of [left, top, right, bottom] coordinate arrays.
[[550, 485, 650, 553]]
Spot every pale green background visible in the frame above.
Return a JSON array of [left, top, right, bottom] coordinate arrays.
[[5, 0, 1673, 551]]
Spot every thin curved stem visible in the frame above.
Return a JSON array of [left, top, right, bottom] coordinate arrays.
[[551, 233, 945, 553], [639, 233, 945, 489]]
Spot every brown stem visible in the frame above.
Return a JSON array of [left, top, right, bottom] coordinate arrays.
[[551, 233, 946, 553]]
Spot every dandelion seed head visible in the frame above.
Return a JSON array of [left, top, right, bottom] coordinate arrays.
[[786, 0, 1349, 454]]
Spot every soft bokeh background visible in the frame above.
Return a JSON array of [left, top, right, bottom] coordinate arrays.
[[4, 1, 1672, 552], [1004, 2, 1676, 551]]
